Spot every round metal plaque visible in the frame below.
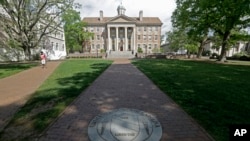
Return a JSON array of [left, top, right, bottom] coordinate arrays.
[[88, 108, 162, 141]]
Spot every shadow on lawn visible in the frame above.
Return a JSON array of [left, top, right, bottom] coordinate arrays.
[[0, 63, 38, 79], [0, 62, 111, 141], [0, 62, 38, 69], [37, 63, 215, 141]]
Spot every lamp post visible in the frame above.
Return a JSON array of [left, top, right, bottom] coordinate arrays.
[[96, 46, 100, 58], [96, 48, 98, 58]]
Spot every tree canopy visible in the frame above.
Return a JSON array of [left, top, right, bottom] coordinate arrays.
[[171, 0, 250, 61], [0, 0, 80, 60], [62, 9, 94, 53]]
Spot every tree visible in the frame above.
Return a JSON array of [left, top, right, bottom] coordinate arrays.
[[200, 0, 250, 61], [185, 43, 198, 58], [172, 0, 250, 61], [0, 0, 80, 60], [165, 29, 189, 52], [171, 0, 211, 58], [62, 9, 94, 53]]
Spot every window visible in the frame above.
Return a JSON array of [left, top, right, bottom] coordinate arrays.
[[143, 35, 147, 40], [119, 28, 124, 38], [144, 27, 147, 32], [96, 44, 100, 49], [61, 44, 64, 51], [155, 35, 158, 40], [128, 28, 132, 33], [90, 27, 94, 32], [148, 35, 152, 40], [56, 43, 58, 50], [138, 35, 140, 40], [111, 28, 115, 38], [148, 27, 152, 32], [92, 44, 95, 49], [155, 26, 158, 31], [97, 35, 100, 40], [97, 27, 99, 32], [155, 44, 157, 48], [148, 44, 152, 49], [138, 44, 140, 48]]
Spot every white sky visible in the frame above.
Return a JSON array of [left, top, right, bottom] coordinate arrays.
[[75, 0, 176, 35]]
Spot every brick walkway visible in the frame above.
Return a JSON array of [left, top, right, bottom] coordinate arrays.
[[0, 61, 61, 132], [39, 59, 214, 141]]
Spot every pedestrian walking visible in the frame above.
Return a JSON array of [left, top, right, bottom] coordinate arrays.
[[40, 51, 46, 68]]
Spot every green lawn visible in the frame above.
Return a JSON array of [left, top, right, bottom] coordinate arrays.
[[0, 59, 112, 140], [0, 63, 38, 79], [132, 59, 250, 141]]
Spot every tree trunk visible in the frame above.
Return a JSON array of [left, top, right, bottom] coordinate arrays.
[[197, 44, 203, 58], [197, 36, 207, 58], [23, 46, 28, 61], [218, 32, 230, 62], [187, 51, 191, 58]]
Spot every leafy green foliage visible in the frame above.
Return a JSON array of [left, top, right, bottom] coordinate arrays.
[[166, 29, 199, 54], [0, 0, 80, 60], [62, 9, 94, 53], [137, 47, 143, 53], [184, 43, 197, 53], [171, 0, 210, 58], [171, 0, 250, 61], [165, 29, 186, 51]]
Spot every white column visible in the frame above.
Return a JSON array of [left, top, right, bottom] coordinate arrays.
[[125, 27, 127, 51], [116, 27, 119, 51], [133, 27, 136, 51], [108, 26, 111, 51]]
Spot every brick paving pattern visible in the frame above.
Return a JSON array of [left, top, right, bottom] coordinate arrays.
[[39, 59, 214, 141], [0, 61, 61, 131]]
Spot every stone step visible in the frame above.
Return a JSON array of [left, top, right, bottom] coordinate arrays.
[[107, 51, 135, 58]]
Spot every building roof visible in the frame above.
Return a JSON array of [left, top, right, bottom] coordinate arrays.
[[82, 16, 163, 26]]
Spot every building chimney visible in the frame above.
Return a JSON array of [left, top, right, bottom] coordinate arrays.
[[99, 10, 103, 21], [139, 10, 143, 21]]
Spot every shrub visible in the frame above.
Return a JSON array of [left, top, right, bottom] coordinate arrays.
[[239, 56, 250, 61], [137, 47, 143, 53], [232, 52, 249, 59], [100, 49, 105, 53]]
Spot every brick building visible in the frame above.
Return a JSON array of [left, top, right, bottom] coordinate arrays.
[[82, 3, 162, 57]]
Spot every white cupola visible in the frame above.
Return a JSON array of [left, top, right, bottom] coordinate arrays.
[[117, 2, 126, 15]]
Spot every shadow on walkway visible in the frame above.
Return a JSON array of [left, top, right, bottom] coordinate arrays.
[[0, 61, 61, 132], [39, 60, 214, 141]]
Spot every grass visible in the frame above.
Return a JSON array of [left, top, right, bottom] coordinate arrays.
[[0, 62, 38, 79], [132, 59, 250, 141], [0, 59, 112, 140]]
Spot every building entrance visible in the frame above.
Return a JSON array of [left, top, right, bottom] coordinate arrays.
[[119, 39, 124, 51]]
